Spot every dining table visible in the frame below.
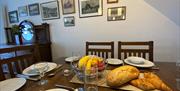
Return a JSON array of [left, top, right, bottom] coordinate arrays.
[[18, 57, 178, 91]]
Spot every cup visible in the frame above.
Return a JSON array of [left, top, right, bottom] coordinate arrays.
[[84, 66, 98, 91], [176, 78, 180, 90], [63, 68, 71, 76], [34, 62, 48, 85]]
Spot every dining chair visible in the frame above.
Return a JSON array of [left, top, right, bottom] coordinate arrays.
[[86, 41, 114, 59], [0, 44, 40, 81], [118, 41, 153, 62]]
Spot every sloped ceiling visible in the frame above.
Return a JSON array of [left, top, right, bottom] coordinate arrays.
[[144, 0, 180, 27]]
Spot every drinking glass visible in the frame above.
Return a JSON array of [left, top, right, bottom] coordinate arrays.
[[34, 62, 48, 85], [84, 66, 98, 91]]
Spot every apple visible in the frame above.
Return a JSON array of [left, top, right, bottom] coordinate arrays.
[[98, 61, 105, 71]]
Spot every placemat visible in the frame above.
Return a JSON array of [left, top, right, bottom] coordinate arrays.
[[70, 70, 143, 91]]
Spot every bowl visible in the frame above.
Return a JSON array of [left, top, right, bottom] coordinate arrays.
[[71, 61, 106, 81], [127, 56, 145, 64]]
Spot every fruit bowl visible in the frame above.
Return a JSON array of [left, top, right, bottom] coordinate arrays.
[[71, 55, 106, 81]]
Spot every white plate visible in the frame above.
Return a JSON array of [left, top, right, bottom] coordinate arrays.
[[124, 58, 154, 68], [0, 78, 26, 91], [22, 62, 57, 76], [65, 56, 80, 62], [106, 58, 123, 65], [46, 88, 68, 91]]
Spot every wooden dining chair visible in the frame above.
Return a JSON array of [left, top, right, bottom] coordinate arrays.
[[0, 44, 40, 81], [86, 41, 114, 59], [118, 41, 154, 62]]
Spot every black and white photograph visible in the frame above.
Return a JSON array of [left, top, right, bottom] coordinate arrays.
[[8, 10, 19, 23], [79, 0, 103, 18], [40, 1, 60, 20], [18, 6, 28, 17], [107, 0, 118, 3], [64, 16, 75, 27], [62, 0, 75, 14], [107, 6, 126, 21], [28, 3, 40, 16]]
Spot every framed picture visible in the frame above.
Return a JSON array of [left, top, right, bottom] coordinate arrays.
[[61, 0, 75, 14], [8, 11, 19, 23], [64, 16, 75, 27], [107, 6, 126, 21], [28, 3, 40, 16], [107, 0, 118, 3], [78, 0, 103, 18], [18, 6, 28, 17], [40, 1, 60, 20]]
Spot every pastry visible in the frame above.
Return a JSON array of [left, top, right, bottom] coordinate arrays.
[[106, 65, 140, 87], [144, 72, 172, 91], [131, 72, 172, 91], [130, 78, 155, 90]]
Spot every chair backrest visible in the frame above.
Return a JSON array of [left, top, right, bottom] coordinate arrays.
[[0, 44, 40, 81], [118, 41, 153, 61], [86, 41, 114, 59]]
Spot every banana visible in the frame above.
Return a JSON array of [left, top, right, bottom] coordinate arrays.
[[78, 55, 90, 69], [86, 59, 92, 74]]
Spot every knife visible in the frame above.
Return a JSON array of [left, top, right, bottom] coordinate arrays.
[[16, 74, 40, 81], [55, 84, 75, 91]]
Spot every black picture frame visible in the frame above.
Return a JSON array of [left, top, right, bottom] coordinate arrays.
[[28, 3, 40, 16], [18, 6, 28, 17], [107, 6, 126, 21], [8, 10, 19, 23], [40, 1, 60, 20], [63, 16, 75, 27], [78, 0, 103, 18], [107, 0, 118, 3], [61, 0, 75, 15]]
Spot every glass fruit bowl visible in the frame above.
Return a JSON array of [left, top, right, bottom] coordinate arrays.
[[71, 55, 107, 81]]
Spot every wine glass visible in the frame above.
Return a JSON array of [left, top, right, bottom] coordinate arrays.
[[34, 62, 49, 85]]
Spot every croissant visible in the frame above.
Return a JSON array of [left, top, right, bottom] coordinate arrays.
[[143, 72, 172, 91], [130, 78, 155, 90]]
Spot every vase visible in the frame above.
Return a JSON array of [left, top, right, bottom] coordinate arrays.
[[15, 35, 23, 45]]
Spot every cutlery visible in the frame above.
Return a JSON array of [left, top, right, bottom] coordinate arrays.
[[47, 64, 62, 77], [16, 74, 40, 81], [151, 66, 160, 70], [55, 84, 84, 91]]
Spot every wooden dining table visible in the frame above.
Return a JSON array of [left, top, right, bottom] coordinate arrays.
[[19, 57, 178, 91]]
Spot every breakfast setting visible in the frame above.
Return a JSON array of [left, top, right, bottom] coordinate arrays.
[[69, 55, 172, 91]]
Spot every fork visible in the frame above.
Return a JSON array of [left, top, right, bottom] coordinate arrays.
[[47, 64, 62, 77]]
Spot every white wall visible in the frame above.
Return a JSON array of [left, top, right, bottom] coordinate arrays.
[[144, 0, 180, 26], [4, 0, 180, 62], [0, 0, 7, 44]]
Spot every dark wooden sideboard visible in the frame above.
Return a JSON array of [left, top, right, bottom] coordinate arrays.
[[4, 23, 52, 62]]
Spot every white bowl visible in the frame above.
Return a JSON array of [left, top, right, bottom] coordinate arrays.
[[126, 57, 145, 64]]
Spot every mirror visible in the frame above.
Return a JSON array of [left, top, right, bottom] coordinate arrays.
[[19, 20, 34, 41]]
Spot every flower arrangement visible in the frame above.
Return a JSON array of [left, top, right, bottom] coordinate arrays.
[[11, 25, 21, 35]]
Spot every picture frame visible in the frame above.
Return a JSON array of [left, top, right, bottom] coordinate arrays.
[[107, 0, 118, 3], [28, 3, 40, 16], [107, 6, 126, 21], [64, 16, 75, 27], [40, 1, 60, 20], [78, 0, 103, 18], [61, 0, 75, 15], [8, 11, 19, 23], [18, 6, 28, 17]]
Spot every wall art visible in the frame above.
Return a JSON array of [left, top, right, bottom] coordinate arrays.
[[78, 0, 103, 18], [107, 6, 126, 21], [62, 0, 75, 14], [40, 1, 60, 20]]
